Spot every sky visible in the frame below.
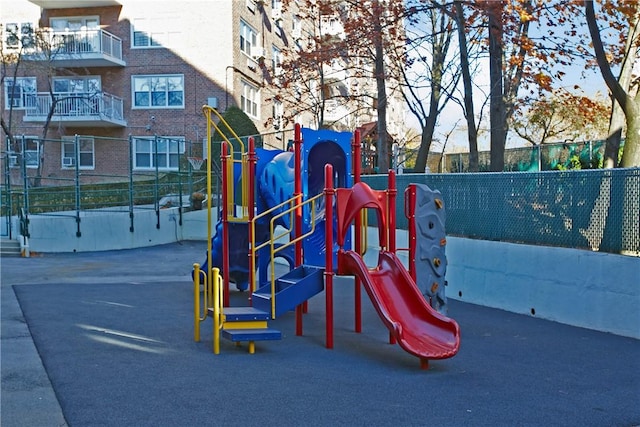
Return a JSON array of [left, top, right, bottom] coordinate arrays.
[[402, 3, 623, 154]]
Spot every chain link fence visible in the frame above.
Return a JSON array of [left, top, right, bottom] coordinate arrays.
[[1, 134, 210, 239], [3, 132, 638, 256], [362, 168, 640, 255], [429, 139, 617, 173]]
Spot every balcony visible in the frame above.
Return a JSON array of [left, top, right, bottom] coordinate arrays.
[[29, 0, 121, 9], [28, 29, 125, 67], [23, 92, 126, 128]]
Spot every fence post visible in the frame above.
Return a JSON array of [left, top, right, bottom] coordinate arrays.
[[20, 135, 30, 239], [128, 134, 134, 232], [154, 134, 160, 229], [3, 140, 14, 239], [177, 137, 183, 226], [74, 134, 82, 237]]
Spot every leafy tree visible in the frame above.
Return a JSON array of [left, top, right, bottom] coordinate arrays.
[[584, 0, 640, 168], [211, 106, 260, 162], [277, 0, 406, 172], [511, 90, 610, 145], [394, 0, 463, 173]]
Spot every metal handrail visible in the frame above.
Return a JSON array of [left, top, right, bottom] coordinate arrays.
[[193, 264, 224, 354], [203, 106, 249, 218], [249, 192, 323, 318]]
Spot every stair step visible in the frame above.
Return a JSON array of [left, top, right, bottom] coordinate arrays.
[[253, 265, 325, 318], [222, 307, 271, 322], [221, 328, 282, 342], [1, 239, 21, 257]]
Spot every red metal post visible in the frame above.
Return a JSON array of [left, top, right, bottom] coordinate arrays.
[[388, 170, 397, 253], [406, 185, 417, 282], [388, 169, 397, 345], [353, 129, 361, 184], [221, 143, 230, 307], [352, 130, 362, 333], [294, 123, 304, 335], [324, 164, 334, 349]]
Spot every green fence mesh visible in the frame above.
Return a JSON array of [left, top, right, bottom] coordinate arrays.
[[362, 168, 640, 255]]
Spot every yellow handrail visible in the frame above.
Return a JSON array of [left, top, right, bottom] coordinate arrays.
[[202, 105, 249, 221], [212, 267, 223, 355], [193, 263, 224, 354], [360, 209, 368, 256], [193, 263, 204, 342], [249, 193, 324, 318]]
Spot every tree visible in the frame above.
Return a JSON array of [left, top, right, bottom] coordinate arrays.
[[453, 0, 482, 171], [276, 0, 406, 172], [511, 90, 610, 145], [329, 0, 406, 172], [211, 106, 260, 162], [394, 0, 463, 173], [1, 23, 30, 156], [585, 0, 640, 168], [2, 23, 103, 186], [464, 1, 582, 171]]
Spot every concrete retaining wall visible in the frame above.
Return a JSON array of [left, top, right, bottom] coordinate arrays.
[[364, 229, 639, 340], [8, 212, 638, 339], [12, 208, 211, 253]]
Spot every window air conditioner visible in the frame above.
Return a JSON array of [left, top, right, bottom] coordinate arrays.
[[292, 27, 301, 40], [63, 156, 75, 167], [272, 8, 282, 21], [8, 155, 18, 168], [251, 47, 265, 61]]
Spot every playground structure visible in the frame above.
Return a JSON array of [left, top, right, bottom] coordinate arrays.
[[193, 106, 460, 368]]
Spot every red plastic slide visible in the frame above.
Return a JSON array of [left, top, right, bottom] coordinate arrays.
[[338, 249, 460, 360]]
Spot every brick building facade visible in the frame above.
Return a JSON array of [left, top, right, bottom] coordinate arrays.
[[2, 0, 406, 185]]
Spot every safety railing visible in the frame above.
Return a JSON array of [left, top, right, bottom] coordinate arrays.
[[249, 192, 324, 318], [46, 28, 124, 61], [193, 265, 224, 354], [203, 106, 249, 221], [24, 91, 124, 124]]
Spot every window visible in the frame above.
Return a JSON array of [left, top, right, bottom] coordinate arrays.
[[53, 76, 101, 94], [240, 20, 258, 57], [62, 137, 94, 169], [132, 75, 184, 108], [50, 17, 99, 31], [50, 17, 99, 52], [272, 100, 283, 130], [292, 15, 302, 40], [52, 77, 101, 114], [23, 137, 40, 168], [131, 17, 180, 48], [133, 136, 185, 170], [241, 80, 259, 118], [4, 77, 36, 109], [272, 46, 283, 77], [5, 137, 39, 168], [4, 23, 34, 49]]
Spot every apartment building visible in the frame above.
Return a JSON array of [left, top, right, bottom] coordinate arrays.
[[2, 0, 406, 185]]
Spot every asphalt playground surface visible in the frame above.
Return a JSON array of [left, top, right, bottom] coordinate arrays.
[[1, 240, 639, 427]]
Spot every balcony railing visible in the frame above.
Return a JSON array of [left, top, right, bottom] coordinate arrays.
[[38, 29, 125, 67], [24, 92, 126, 127]]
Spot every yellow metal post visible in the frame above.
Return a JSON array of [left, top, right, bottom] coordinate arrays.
[[212, 267, 221, 354], [193, 263, 201, 342]]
